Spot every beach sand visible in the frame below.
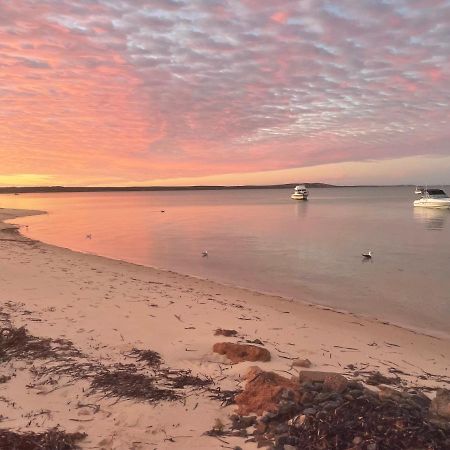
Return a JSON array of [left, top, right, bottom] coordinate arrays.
[[0, 208, 449, 449]]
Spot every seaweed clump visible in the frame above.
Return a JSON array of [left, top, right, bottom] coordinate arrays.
[[90, 364, 180, 403], [0, 428, 86, 450]]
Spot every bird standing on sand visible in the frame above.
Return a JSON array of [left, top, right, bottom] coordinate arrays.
[[86, 234, 92, 239], [202, 250, 208, 257], [362, 251, 372, 259]]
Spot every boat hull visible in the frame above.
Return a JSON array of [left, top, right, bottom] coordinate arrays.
[[291, 194, 308, 200], [413, 199, 450, 209]]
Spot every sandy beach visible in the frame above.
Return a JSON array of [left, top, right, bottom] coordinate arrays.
[[0, 207, 449, 450]]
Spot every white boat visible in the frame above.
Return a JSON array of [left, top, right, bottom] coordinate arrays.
[[415, 186, 424, 195], [414, 188, 450, 209], [291, 184, 309, 200]]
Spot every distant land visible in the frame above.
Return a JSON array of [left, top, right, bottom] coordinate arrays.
[[0, 183, 338, 194], [0, 183, 424, 194]]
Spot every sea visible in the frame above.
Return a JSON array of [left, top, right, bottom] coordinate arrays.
[[2, 186, 450, 338]]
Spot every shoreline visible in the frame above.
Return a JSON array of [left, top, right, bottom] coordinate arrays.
[[1, 207, 449, 449], [7, 209, 449, 342]]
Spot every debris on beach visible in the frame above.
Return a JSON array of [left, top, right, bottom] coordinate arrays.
[[365, 370, 401, 386], [0, 428, 86, 450], [90, 364, 180, 403], [163, 368, 213, 389], [0, 375, 11, 384], [213, 342, 271, 363], [129, 348, 163, 368], [0, 324, 82, 363], [214, 328, 238, 337], [208, 387, 243, 406], [213, 367, 450, 450], [292, 358, 312, 368]]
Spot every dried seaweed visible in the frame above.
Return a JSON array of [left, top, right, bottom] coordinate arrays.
[[129, 348, 163, 368], [0, 428, 86, 450], [208, 387, 242, 406], [90, 364, 180, 403], [242, 379, 450, 450], [0, 375, 11, 384], [365, 370, 401, 386], [279, 395, 450, 449], [0, 326, 82, 363], [163, 369, 213, 389]]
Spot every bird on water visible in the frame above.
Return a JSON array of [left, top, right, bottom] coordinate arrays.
[[362, 251, 372, 259], [202, 250, 208, 257]]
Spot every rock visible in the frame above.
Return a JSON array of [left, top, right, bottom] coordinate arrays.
[[300, 391, 315, 404], [213, 342, 271, 363], [298, 371, 348, 393], [430, 389, 450, 420], [408, 391, 431, 409], [230, 414, 257, 430], [321, 400, 341, 411], [292, 358, 312, 368], [323, 373, 348, 393], [235, 367, 300, 416], [378, 386, 403, 402], [214, 328, 238, 337], [288, 414, 306, 427]]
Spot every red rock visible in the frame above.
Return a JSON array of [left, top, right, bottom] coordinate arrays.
[[235, 367, 300, 416], [212, 342, 271, 363]]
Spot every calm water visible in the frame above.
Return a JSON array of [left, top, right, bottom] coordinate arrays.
[[2, 187, 450, 337]]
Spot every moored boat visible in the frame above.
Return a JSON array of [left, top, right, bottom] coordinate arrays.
[[415, 186, 424, 195], [413, 188, 450, 209], [291, 184, 309, 200]]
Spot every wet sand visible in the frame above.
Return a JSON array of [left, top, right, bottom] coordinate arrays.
[[0, 208, 449, 449]]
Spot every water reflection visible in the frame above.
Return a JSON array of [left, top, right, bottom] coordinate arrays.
[[413, 207, 449, 230], [294, 201, 308, 218]]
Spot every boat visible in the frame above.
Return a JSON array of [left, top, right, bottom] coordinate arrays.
[[291, 184, 309, 200], [413, 188, 450, 209], [415, 186, 424, 195]]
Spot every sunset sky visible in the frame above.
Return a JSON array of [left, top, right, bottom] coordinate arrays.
[[1, 0, 449, 186]]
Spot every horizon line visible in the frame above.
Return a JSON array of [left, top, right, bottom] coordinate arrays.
[[0, 182, 427, 194]]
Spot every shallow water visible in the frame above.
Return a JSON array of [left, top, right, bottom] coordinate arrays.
[[3, 187, 450, 337]]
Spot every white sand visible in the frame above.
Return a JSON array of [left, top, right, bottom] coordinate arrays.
[[0, 208, 449, 449]]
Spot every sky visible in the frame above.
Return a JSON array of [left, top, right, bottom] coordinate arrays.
[[1, 0, 449, 187]]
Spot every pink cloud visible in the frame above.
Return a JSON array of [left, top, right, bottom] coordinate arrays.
[[0, 0, 449, 185]]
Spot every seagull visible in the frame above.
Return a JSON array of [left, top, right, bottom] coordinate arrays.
[[86, 234, 92, 239], [362, 251, 372, 259], [202, 250, 208, 257]]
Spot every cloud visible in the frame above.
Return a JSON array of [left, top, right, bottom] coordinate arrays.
[[1, 0, 449, 184]]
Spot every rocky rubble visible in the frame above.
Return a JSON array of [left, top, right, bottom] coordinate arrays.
[[224, 368, 450, 449]]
